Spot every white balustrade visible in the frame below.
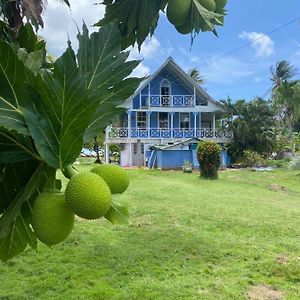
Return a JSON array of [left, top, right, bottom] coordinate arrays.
[[142, 95, 195, 107], [108, 128, 233, 140]]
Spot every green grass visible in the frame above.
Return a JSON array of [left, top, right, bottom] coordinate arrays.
[[0, 161, 300, 299]]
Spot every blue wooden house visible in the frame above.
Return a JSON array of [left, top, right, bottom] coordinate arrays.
[[104, 57, 232, 168]]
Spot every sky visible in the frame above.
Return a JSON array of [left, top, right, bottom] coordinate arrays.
[[40, 0, 300, 101]]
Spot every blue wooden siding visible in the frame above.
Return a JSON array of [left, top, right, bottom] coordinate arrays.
[[150, 149, 231, 170], [132, 68, 193, 109]]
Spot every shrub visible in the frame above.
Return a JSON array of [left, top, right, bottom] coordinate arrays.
[[288, 156, 300, 170], [242, 149, 266, 167], [197, 141, 221, 179]]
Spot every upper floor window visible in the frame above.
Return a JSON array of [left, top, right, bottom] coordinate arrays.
[[137, 112, 147, 129], [196, 97, 208, 106], [160, 79, 171, 106]]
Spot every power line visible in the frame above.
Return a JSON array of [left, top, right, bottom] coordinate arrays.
[[198, 16, 300, 71]]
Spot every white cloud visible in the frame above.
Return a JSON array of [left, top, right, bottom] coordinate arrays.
[[239, 31, 274, 58], [130, 63, 151, 78], [129, 36, 173, 60], [40, 0, 105, 56]]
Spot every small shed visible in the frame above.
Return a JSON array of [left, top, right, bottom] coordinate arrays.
[[148, 138, 230, 170]]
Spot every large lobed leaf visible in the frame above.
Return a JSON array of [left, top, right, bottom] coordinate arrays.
[[97, 0, 224, 49], [0, 161, 48, 261], [0, 41, 30, 136], [21, 23, 141, 169], [96, 0, 165, 49]]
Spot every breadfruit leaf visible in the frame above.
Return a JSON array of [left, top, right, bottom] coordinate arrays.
[[96, 0, 165, 49], [0, 162, 48, 261], [0, 129, 39, 163], [0, 41, 31, 136], [84, 77, 142, 142], [105, 201, 129, 225]]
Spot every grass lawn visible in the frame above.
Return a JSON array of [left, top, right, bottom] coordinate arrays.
[[0, 160, 300, 299]]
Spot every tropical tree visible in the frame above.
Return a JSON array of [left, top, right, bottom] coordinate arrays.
[[227, 98, 276, 161], [270, 61, 300, 153], [188, 67, 205, 85]]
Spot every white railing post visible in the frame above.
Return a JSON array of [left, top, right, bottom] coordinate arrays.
[[127, 111, 131, 138], [193, 112, 198, 137], [105, 143, 109, 163], [147, 111, 152, 138], [212, 114, 216, 138], [170, 112, 174, 138]]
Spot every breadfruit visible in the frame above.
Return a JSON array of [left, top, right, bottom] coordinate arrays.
[[175, 22, 192, 35], [91, 164, 130, 194], [65, 172, 111, 219], [215, 0, 227, 10], [32, 193, 75, 246], [167, 0, 192, 26], [197, 0, 216, 12]]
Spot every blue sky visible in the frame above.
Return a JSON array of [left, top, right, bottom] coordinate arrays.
[[41, 0, 300, 101]]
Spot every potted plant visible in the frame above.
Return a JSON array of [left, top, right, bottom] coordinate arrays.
[[182, 161, 193, 173]]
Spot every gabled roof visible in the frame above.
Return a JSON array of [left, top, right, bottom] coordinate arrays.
[[123, 57, 225, 110]]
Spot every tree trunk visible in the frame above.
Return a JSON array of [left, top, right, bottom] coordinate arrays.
[[286, 112, 295, 155], [94, 137, 102, 164]]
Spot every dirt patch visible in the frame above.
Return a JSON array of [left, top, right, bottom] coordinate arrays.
[[266, 184, 288, 193], [276, 254, 290, 265], [247, 284, 283, 300]]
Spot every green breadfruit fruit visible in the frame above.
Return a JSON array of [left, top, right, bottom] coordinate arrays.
[[32, 193, 75, 246], [91, 164, 130, 194], [175, 22, 192, 35], [167, 0, 192, 26], [215, 0, 227, 9], [197, 0, 216, 11], [65, 172, 112, 219]]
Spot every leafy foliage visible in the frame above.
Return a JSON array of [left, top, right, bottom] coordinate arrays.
[[97, 0, 225, 49], [241, 149, 266, 168], [197, 141, 221, 178], [0, 22, 141, 260], [225, 98, 276, 161]]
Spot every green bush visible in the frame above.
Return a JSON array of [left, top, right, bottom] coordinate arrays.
[[242, 149, 266, 167], [288, 156, 300, 171], [197, 141, 221, 179]]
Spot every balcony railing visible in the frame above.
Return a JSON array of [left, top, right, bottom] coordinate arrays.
[[140, 95, 195, 107], [107, 128, 233, 140]]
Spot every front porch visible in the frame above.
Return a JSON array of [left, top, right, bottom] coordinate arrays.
[[107, 127, 233, 140]]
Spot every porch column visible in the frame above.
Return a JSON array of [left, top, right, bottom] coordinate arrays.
[[129, 142, 132, 167], [212, 113, 216, 138], [127, 111, 131, 138], [193, 86, 196, 107], [193, 112, 198, 137], [139, 92, 142, 109], [146, 111, 152, 137], [105, 143, 109, 164], [148, 83, 151, 107], [170, 112, 175, 138]]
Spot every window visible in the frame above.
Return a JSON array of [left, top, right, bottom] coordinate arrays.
[[159, 112, 169, 129], [160, 79, 171, 106], [180, 113, 190, 129], [137, 112, 147, 129]]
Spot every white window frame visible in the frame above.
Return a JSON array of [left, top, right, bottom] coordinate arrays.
[[136, 112, 147, 129], [179, 112, 190, 129], [158, 112, 169, 129]]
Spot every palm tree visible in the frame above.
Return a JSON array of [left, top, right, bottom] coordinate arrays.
[[270, 60, 300, 153], [270, 60, 296, 89], [188, 67, 205, 85]]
